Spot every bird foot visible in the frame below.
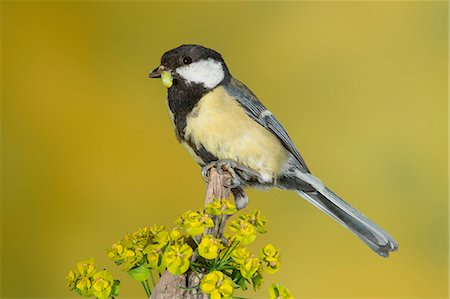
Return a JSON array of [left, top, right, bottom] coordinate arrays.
[[201, 159, 257, 189]]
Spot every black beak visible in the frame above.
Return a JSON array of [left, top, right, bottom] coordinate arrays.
[[148, 65, 164, 78]]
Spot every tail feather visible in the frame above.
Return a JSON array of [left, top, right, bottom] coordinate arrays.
[[297, 187, 398, 257]]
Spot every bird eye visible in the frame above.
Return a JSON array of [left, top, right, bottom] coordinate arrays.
[[183, 56, 192, 65]]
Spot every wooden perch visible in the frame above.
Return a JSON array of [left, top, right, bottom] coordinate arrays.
[[151, 167, 233, 299]]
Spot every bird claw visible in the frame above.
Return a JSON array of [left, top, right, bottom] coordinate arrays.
[[201, 161, 216, 183], [201, 159, 257, 188]]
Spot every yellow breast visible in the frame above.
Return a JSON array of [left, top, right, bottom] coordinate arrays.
[[184, 86, 288, 180]]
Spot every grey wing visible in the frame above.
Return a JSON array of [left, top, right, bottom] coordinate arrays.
[[224, 78, 310, 173]]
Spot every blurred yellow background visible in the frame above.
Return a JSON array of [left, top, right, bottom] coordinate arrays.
[[1, 1, 448, 298]]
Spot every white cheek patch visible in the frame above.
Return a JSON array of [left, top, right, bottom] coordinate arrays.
[[176, 58, 225, 89]]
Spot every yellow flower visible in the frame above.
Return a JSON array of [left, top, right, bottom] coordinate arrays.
[[176, 210, 214, 236], [144, 244, 162, 269], [91, 270, 114, 299], [229, 219, 256, 245], [122, 249, 144, 271], [169, 228, 182, 242], [153, 230, 169, 248], [149, 224, 165, 236], [198, 235, 221, 259], [221, 199, 237, 215], [240, 257, 260, 279], [205, 199, 222, 216], [241, 210, 267, 233], [269, 284, 293, 299], [66, 270, 78, 290], [107, 242, 126, 262], [162, 243, 193, 275], [205, 198, 237, 216], [200, 271, 234, 299], [68, 260, 119, 298], [123, 227, 151, 251], [75, 276, 92, 297], [261, 244, 281, 273], [231, 247, 250, 265], [76, 258, 96, 278]]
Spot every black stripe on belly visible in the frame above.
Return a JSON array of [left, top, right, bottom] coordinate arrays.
[[167, 80, 208, 140]]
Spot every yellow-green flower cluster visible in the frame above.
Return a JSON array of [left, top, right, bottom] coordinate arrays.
[[108, 224, 193, 278], [229, 218, 257, 244], [198, 235, 222, 259], [269, 283, 294, 298], [228, 210, 267, 245], [66, 259, 120, 299], [200, 271, 234, 299], [240, 210, 267, 233], [206, 209, 280, 292], [98, 200, 291, 298], [107, 226, 155, 271], [176, 210, 214, 236], [261, 244, 281, 273], [162, 243, 193, 275], [205, 198, 237, 216], [229, 246, 263, 289]]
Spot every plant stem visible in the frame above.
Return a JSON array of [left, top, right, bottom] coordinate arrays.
[[141, 281, 150, 297], [149, 270, 157, 287], [192, 236, 200, 247], [216, 215, 223, 238], [145, 280, 152, 296], [216, 240, 240, 269]]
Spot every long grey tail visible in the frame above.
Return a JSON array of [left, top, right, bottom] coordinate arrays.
[[297, 187, 398, 257]]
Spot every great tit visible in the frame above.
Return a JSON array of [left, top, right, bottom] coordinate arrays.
[[149, 44, 398, 257]]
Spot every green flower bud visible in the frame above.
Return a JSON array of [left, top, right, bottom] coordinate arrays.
[[269, 283, 293, 299], [252, 271, 264, 289]]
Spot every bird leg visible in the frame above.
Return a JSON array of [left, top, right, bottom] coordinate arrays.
[[201, 159, 258, 188], [202, 160, 254, 210]]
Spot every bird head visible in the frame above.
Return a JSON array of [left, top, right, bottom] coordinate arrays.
[[149, 44, 230, 90]]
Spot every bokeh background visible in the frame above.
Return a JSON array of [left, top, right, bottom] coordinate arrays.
[[1, 1, 448, 298]]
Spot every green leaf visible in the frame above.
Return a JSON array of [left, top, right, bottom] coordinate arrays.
[[128, 265, 151, 282]]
